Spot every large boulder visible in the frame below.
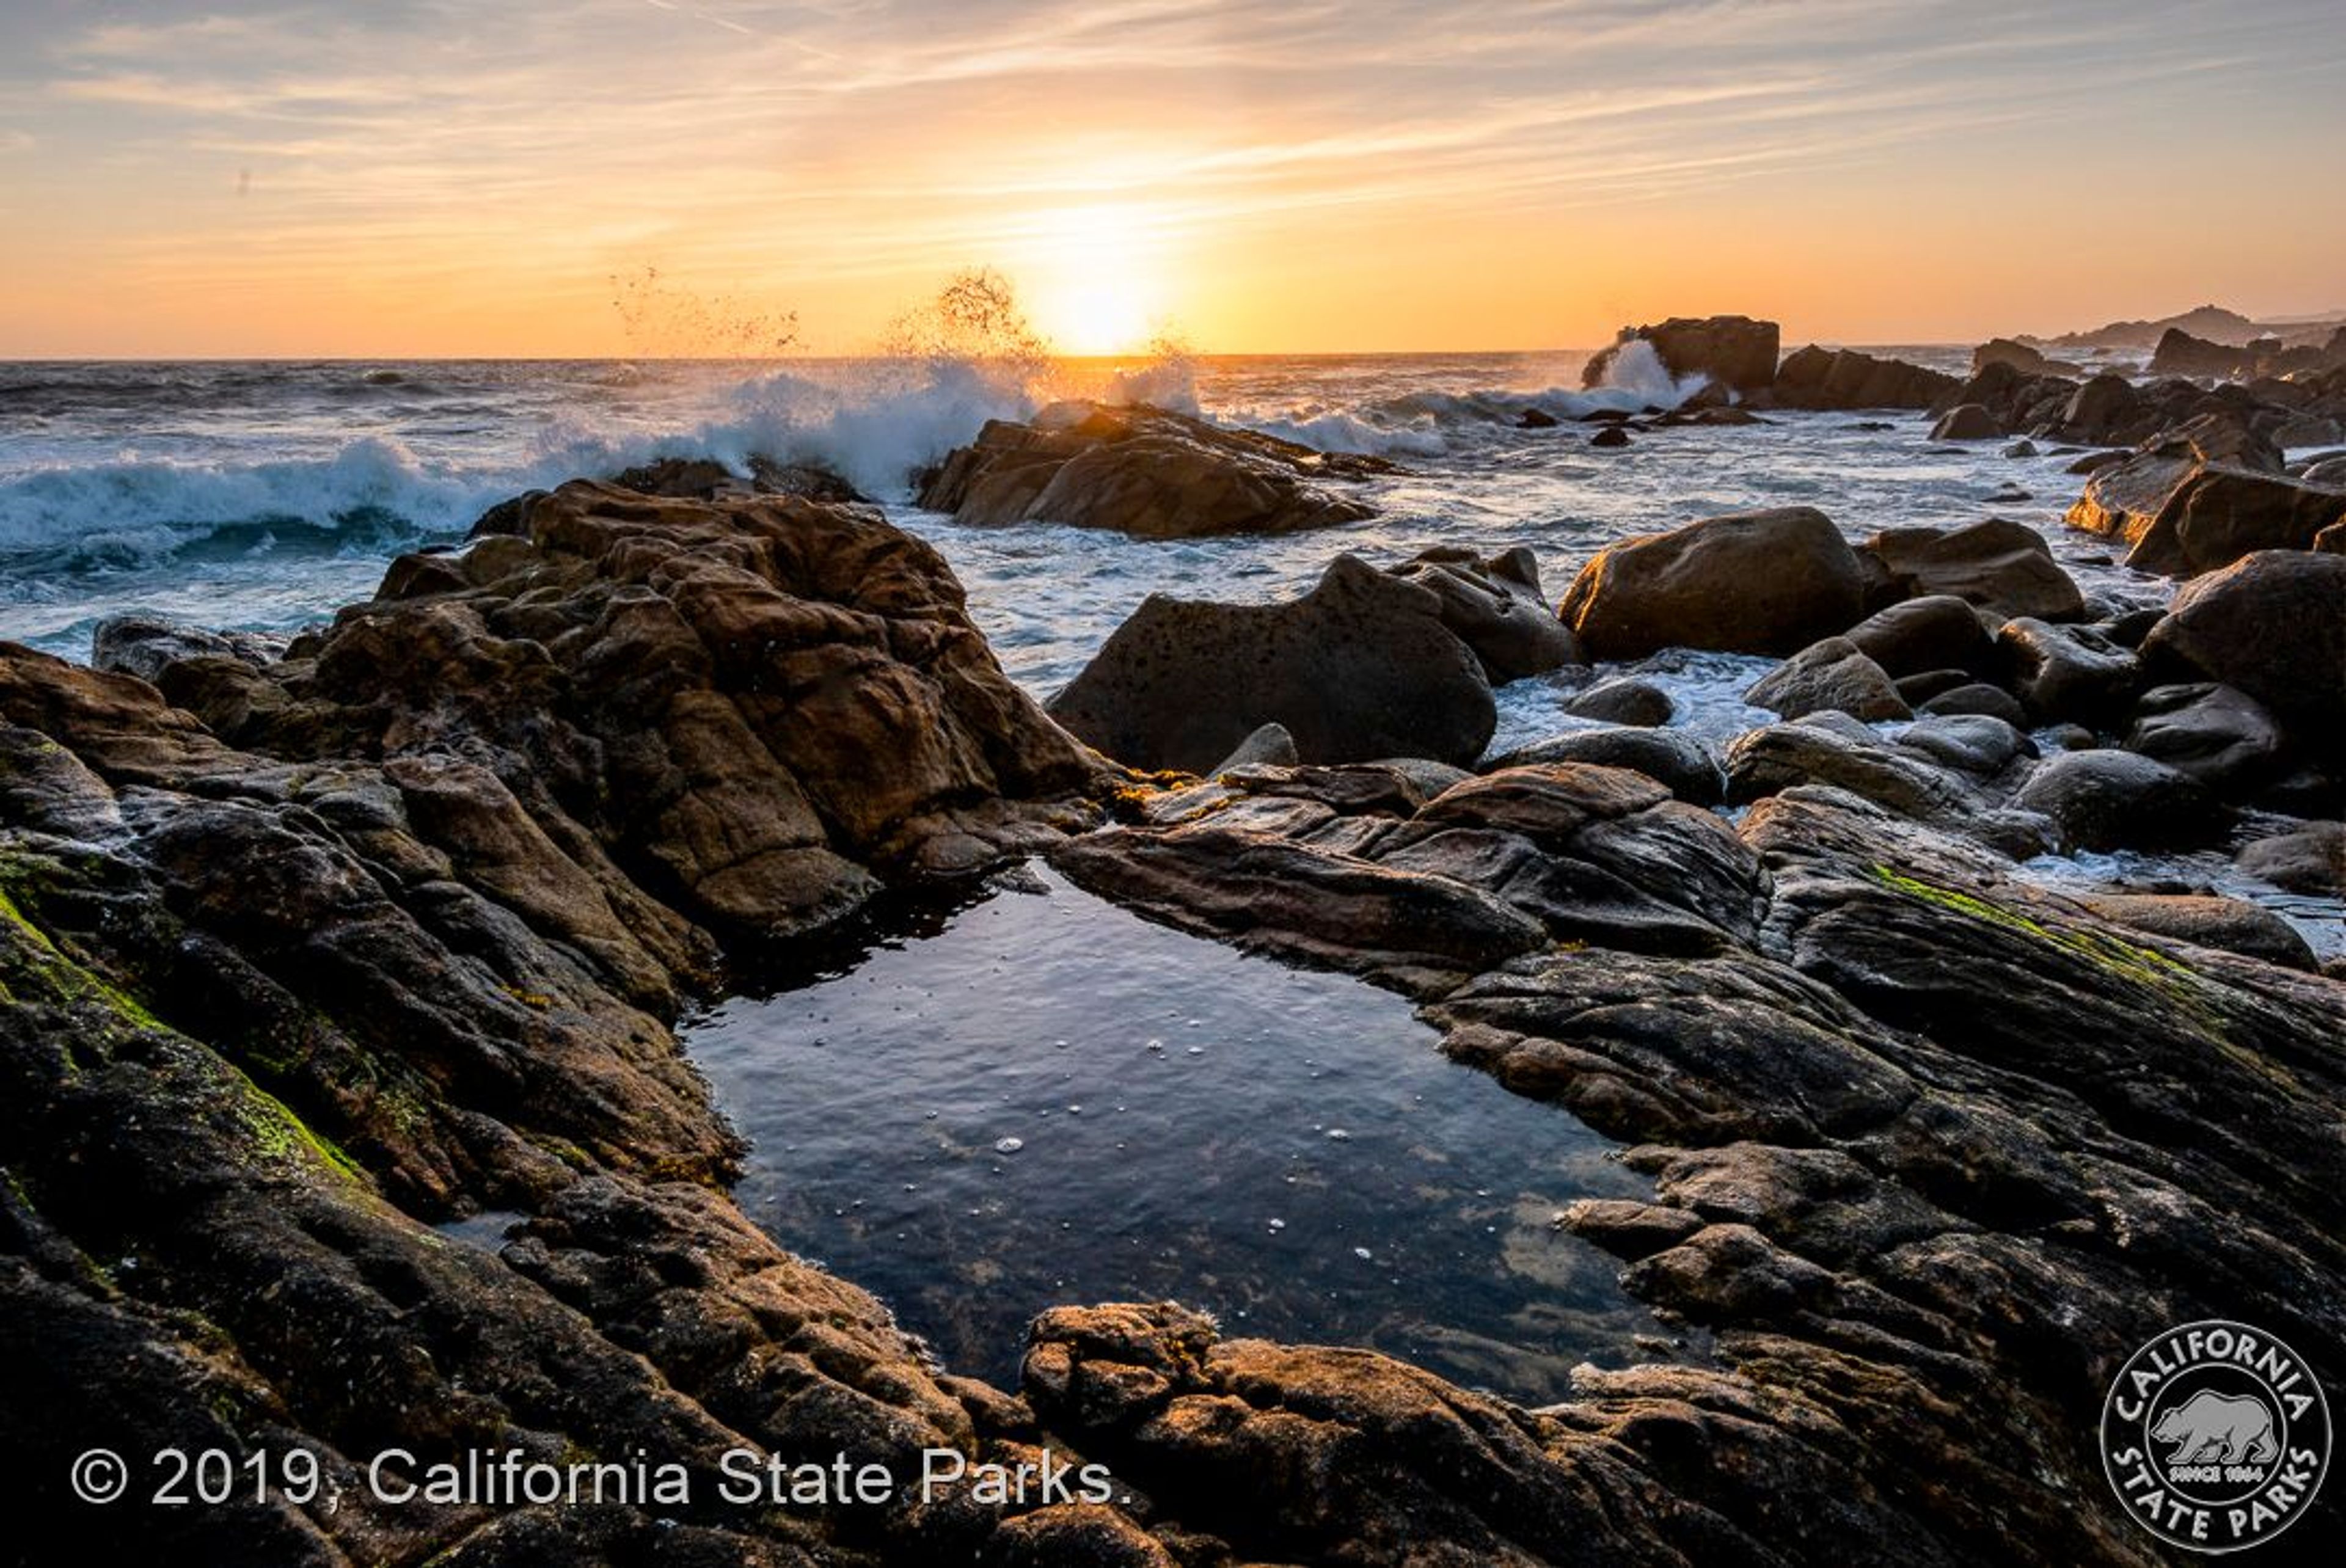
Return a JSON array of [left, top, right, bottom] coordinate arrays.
[[915, 401, 1387, 538], [1767, 346, 1959, 410], [1743, 638, 1911, 722], [2070, 456, 2346, 577], [1582, 315, 1781, 394], [1047, 553, 1497, 772], [1388, 545, 1582, 682], [2141, 550, 2346, 748], [1860, 518, 2085, 621], [2014, 749, 2223, 851], [1559, 506, 1865, 659]]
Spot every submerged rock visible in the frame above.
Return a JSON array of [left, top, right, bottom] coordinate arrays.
[[916, 400, 1387, 538], [1047, 553, 1497, 772], [1560, 506, 1865, 659]]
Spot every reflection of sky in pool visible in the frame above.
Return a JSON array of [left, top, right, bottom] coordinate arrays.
[[687, 864, 1689, 1403]]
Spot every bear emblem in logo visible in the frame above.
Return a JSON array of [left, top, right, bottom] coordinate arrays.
[[2103, 1319, 2331, 1553], [2154, 1391, 2279, 1467]]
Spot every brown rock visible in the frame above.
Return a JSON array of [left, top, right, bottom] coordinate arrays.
[[916, 401, 1387, 538], [1560, 506, 1865, 659], [1860, 518, 2085, 621]]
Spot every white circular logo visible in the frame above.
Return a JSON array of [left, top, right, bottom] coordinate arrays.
[[2103, 1319, 2331, 1553]]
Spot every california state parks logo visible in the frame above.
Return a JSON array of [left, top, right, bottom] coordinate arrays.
[[2103, 1320, 2331, 1553]]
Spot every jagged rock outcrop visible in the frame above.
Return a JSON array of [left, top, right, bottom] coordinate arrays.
[[915, 401, 1387, 538]]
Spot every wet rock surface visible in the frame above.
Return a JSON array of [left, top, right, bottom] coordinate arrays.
[[5, 482, 2344, 1566]]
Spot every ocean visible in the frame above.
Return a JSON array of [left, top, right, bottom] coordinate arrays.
[[1, 349, 2334, 955]]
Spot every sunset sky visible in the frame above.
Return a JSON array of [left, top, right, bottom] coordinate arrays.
[[1, 0, 2341, 357]]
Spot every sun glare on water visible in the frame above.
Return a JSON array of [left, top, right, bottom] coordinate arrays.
[[1020, 203, 1166, 356]]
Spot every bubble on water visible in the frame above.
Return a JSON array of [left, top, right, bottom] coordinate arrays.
[[1353, 1246, 1373, 1261], [1146, 1037, 1165, 1052], [993, 1136, 1025, 1154], [1268, 1218, 1286, 1232], [1067, 1104, 1083, 1114], [1186, 1045, 1205, 1056], [1325, 1128, 1351, 1142]]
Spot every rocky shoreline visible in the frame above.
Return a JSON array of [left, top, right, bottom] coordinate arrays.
[[4, 324, 2344, 1565]]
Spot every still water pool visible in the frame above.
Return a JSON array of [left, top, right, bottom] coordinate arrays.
[[686, 864, 1685, 1404]]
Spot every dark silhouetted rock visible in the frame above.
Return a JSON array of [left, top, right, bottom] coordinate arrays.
[[1047, 553, 1497, 772], [1768, 346, 1958, 409], [1583, 315, 1781, 394], [1929, 404, 2001, 441], [1590, 425, 1632, 448], [1560, 506, 1865, 659], [2148, 327, 2250, 379]]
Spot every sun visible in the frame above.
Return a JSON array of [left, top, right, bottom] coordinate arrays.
[[1020, 203, 1166, 356]]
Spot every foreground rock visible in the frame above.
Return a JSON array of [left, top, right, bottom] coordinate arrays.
[[1560, 506, 1865, 658], [1582, 315, 1781, 395], [915, 399, 1389, 538], [1047, 553, 1498, 771]]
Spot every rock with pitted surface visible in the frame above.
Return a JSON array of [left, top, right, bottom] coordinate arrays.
[[915, 400, 1388, 538], [1767, 345, 1959, 409], [1047, 553, 1497, 772], [1582, 315, 1781, 394], [1389, 544, 1582, 682], [1860, 517, 2085, 621], [1560, 506, 1865, 659]]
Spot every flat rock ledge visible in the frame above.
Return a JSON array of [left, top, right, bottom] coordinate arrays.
[[3, 484, 2341, 1566]]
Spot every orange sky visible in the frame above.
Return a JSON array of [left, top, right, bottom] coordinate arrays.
[[1, 0, 2341, 357]]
